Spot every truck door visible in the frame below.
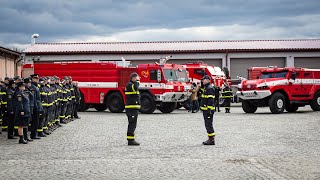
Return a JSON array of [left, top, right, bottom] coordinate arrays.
[[288, 71, 302, 99], [301, 71, 314, 98]]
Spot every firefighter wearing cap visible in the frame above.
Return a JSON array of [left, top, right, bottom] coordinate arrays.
[[69, 76, 76, 120], [59, 78, 68, 124], [222, 85, 233, 113], [38, 77, 49, 136], [14, 82, 31, 144], [29, 74, 43, 139], [72, 81, 81, 119], [45, 77, 54, 133], [200, 75, 216, 145], [64, 76, 73, 122], [5, 79, 17, 139], [125, 72, 141, 146], [24, 78, 35, 142], [49, 77, 58, 131], [1, 77, 9, 131], [54, 76, 63, 126]]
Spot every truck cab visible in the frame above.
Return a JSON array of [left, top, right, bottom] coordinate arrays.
[[237, 67, 320, 114]]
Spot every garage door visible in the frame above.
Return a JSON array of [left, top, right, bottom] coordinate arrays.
[[130, 59, 222, 68], [230, 58, 286, 79], [294, 57, 320, 69]]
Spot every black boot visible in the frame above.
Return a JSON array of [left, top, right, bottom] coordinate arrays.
[[38, 132, 47, 137], [44, 129, 51, 135], [23, 128, 33, 142], [19, 135, 28, 144], [128, 139, 140, 146], [31, 132, 41, 140], [203, 136, 215, 145]]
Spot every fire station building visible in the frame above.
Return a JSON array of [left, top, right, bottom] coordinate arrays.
[[23, 39, 320, 79]]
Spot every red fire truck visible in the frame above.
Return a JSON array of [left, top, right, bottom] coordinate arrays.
[[237, 67, 320, 114], [22, 60, 191, 114]]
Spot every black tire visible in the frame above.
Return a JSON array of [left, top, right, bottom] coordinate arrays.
[[107, 92, 125, 113], [269, 92, 286, 114], [93, 104, 107, 112], [139, 93, 156, 114], [183, 99, 191, 110], [157, 102, 177, 113], [286, 104, 299, 113], [78, 91, 90, 112], [242, 100, 257, 113], [310, 91, 320, 111], [176, 103, 183, 109]]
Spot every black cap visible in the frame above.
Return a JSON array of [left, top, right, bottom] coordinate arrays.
[[202, 75, 211, 80], [24, 78, 31, 83], [4, 77, 9, 80], [13, 76, 20, 80], [16, 82, 25, 87], [130, 72, 138, 79], [39, 78, 45, 82], [30, 74, 39, 79], [8, 79, 15, 86]]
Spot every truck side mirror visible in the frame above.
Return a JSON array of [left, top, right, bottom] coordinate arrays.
[[157, 70, 162, 82], [291, 72, 296, 80]]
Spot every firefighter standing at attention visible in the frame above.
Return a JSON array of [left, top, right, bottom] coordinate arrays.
[[125, 72, 141, 146], [200, 75, 216, 145], [222, 84, 233, 113]]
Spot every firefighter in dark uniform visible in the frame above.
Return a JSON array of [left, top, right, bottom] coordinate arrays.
[[69, 76, 76, 120], [38, 77, 48, 137], [73, 81, 81, 119], [44, 77, 53, 134], [125, 72, 141, 146], [222, 85, 233, 113], [200, 75, 216, 145], [6, 79, 17, 139], [60, 79, 68, 124], [0, 79, 3, 134], [214, 83, 221, 112], [24, 78, 34, 142], [30, 74, 43, 139], [1, 77, 9, 132], [54, 76, 63, 126], [14, 82, 31, 144]]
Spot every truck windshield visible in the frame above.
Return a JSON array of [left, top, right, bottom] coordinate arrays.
[[164, 69, 177, 81], [164, 69, 188, 82], [260, 71, 288, 79], [176, 70, 188, 82]]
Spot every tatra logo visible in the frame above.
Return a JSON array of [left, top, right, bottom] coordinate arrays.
[[141, 70, 149, 78], [247, 85, 251, 88]]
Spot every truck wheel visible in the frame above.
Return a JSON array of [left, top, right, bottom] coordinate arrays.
[[269, 92, 286, 114], [242, 100, 257, 113], [183, 99, 191, 110], [176, 103, 183, 109], [158, 102, 177, 113], [78, 91, 89, 112], [286, 104, 299, 112], [107, 92, 125, 113], [140, 93, 156, 114], [310, 91, 320, 111], [93, 104, 107, 112]]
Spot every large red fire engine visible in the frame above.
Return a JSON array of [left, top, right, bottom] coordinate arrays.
[[22, 58, 190, 114], [237, 67, 320, 114]]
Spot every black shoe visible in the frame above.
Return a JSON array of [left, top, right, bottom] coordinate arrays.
[[8, 136, 18, 139], [128, 140, 140, 146], [31, 135, 41, 140], [202, 136, 215, 145], [218, 110, 221, 112], [44, 130, 51, 135], [38, 132, 47, 137], [23, 129, 33, 142], [19, 136, 28, 144], [75, 117, 80, 119]]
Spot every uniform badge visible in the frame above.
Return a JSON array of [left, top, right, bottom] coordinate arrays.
[[18, 96, 22, 101], [8, 95, 12, 99]]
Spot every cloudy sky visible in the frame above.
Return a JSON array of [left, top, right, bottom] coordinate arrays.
[[1, 0, 320, 49]]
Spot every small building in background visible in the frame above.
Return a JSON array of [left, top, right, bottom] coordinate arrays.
[[0, 46, 21, 79]]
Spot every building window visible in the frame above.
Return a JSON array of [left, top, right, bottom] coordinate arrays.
[[194, 69, 206, 76]]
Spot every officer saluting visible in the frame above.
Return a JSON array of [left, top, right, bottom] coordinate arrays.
[[125, 72, 141, 146], [200, 75, 216, 145]]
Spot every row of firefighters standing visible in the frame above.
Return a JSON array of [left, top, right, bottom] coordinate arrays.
[[0, 75, 81, 144], [189, 81, 233, 113], [124, 73, 233, 146]]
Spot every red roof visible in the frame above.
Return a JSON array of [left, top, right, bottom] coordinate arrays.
[[23, 39, 320, 54]]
